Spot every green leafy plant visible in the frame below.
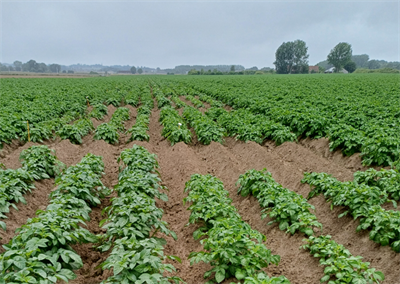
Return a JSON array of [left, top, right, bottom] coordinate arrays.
[[57, 118, 94, 144], [183, 106, 225, 145], [97, 145, 184, 283], [19, 145, 65, 179], [302, 172, 400, 252], [237, 169, 322, 236], [160, 106, 192, 145], [89, 103, 108, 120], [303, 235, 385, 283], [0, 153, 108, 283], [184, 174, 286, 283], [94, 123, 119, 144]]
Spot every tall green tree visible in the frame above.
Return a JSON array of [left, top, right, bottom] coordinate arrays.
[[327, 42, 352, 73], [130, 66, 136, 74], [230, 65, 235, 72], [274, 40, 309, 74], [138, 68, 143, 74]]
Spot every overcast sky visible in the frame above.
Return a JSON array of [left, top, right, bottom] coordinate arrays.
[[1, 0, 398, 68]]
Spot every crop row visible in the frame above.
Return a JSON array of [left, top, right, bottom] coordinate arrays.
[[0, 78, 151, 147], [184, 174, 290, 284], [0, 153, 108, 283], [207, 107, 296, 145], [177, 75, 400, 166], [0, 145, 64, 231], [159, 106, 192, 145], [302, 171, 400, 252], [236, 168, 385, 283], [94, 107, 130, 144], [182, 106, 225, 145], [97, 145, 183, 284], [127, 90, 154, 142]]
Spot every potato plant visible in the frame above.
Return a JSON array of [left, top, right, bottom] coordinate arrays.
[[89, 103, 108, 120], [237, 169, 322, 236], [0, 153, 108, 283], [127, 106, 151, 142], [303, 235, 385, 284], [302, 172, 400, 252], [98, 145, 183, 284], [182, 106, 225, 145], [184, 174, 289, 283], [159, 106, 191, 145], [57, 118, 94, 144]]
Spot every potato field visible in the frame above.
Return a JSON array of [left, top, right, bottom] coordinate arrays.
[[0, 74, 399, 284]]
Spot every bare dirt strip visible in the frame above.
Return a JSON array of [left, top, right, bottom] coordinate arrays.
[[0, 105, 399, 284]]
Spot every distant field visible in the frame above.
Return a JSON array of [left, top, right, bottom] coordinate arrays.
[[1, 74, 399, 284]]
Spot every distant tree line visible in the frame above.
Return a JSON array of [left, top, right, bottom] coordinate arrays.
[[0, 59, 64, 73], [188, 66, 274, 76], [317, 54, 400, 71]]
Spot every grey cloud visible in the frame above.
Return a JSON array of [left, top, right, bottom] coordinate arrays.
[[2, 1, 398, 68]]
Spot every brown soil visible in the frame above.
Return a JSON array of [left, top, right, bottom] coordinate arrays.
[[0, 104, 399, 284]]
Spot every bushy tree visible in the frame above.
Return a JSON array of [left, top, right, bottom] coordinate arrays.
[[344, 61, 356, 73], [130, 66, 136, 74], [274, 40, 309, 74], [138, 68, 143, 74], [327, 42, 352, 73]]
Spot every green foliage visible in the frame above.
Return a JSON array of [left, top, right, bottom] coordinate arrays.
[[198, 94, 224, 107], [0, 77, 145, 146], [237, 169, 322, 236], [183, 106, 225, 145], [354, 68, 400, 74], [20, 145, 65, 179], [172, 74, 399, 166], [94, 123, 119, 144], [0, 154, 108, 283], [155, 89, 172, 109], [89, 103, 108, 120], [353, 168, 400, 201], [100, 238, 182, 284], [171, 95, 186, 108], [344, 61, 357, 73], [159, 106, 192, 145], [217, 109, 296, 145], [109, 107, 130, 131], [0, 168, 35, 229], [302, 172, 400, 252], [127, 109, 150, 142], [239, 273, 291, 284], [185, 95, 204, 108], [94, 107, 129, 144], [184, 174, 286, 283], [274, 40, 309, 74], [303, 235, 385, 283], [327, 42, 353, 72], [57, 118, 94, 144], [98, 145, 183, 283]]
